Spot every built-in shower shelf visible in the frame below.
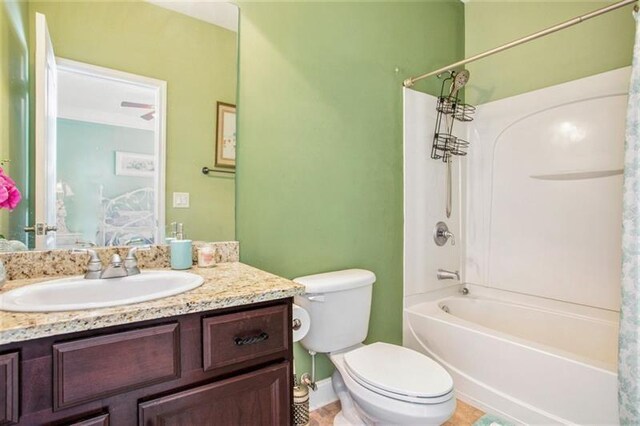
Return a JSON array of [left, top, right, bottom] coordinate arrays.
[[530, 169, 623, 181]]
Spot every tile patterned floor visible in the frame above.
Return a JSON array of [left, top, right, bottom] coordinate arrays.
[[443, 400, 486, 426], [308, 399, 484, 426], [308, 401, 341, 426]]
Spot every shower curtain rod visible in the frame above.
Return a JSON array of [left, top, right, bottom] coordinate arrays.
[[403, 0, 639, 88]]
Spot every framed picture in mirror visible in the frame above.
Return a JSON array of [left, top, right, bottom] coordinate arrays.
[[215, 102, 236, 170], [115, 152, 156, 177]]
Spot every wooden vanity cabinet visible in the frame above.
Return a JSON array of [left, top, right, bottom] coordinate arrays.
[[0, 298, 293, 426]]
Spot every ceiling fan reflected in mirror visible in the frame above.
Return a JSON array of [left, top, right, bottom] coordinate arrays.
[[120, 101, 156, 121]]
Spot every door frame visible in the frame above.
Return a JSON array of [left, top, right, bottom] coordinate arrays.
[[34, 12, 58, 249], [55, 58, 167, 244]]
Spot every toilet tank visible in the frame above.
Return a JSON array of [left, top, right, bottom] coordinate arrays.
[[294, 269, 376, 354]]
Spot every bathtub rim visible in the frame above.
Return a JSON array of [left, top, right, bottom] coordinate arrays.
[[405, 292, 618, 375], [437, 292, 619, 330], [405, 283, 620, 322]]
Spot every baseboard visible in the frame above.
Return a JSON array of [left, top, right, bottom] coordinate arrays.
[[309, 377, 338, 411]]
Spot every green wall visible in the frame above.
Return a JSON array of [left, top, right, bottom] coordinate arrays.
[[237, 0, 635, 382], [28, 0, 237, 242], [465, 1, 635, 105], [236, 1, 465, 380], [0, 0, 29, 242]]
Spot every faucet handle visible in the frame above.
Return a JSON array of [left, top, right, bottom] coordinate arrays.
[[72, 249, 103, 279], [72, 248, 100, 263], [124, 245, 150, 276], [434, 222, 456, 246], [444, 230, 455, 246], [125, 244, 151, 260]]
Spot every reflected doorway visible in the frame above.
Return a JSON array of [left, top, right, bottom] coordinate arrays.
[[51, 59, 166, 248]]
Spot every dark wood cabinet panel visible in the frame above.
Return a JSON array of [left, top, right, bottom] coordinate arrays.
[[139, 362, 290, 426], [67, 412, 109, 426], [203, 304, 289, 372], [0, 352, 19, 425], [0, 299, 293, 425], [53, 323, 180, 410]]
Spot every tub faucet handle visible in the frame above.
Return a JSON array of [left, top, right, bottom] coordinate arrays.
[[434, 222, 455, 246], [444, 230, 455, 246]]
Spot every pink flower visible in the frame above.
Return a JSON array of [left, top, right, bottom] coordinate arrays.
[[0, 168, 21, 211]]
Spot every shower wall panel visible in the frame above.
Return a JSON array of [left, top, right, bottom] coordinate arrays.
[[403, 88, 464, 299], [466, 67, 630, 311]]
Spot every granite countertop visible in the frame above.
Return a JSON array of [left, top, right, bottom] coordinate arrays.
[[0, 262, 304, 345]]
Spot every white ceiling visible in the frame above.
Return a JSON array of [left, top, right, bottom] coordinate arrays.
[[146, 1, 238, 32], [58, 69, 157, 131]]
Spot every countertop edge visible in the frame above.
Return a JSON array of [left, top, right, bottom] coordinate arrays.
[[0, 262, 305, 345], [0, 287, 303, 345]]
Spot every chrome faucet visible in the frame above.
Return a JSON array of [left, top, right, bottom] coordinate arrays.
[[75, 246, 151, 279], [100, 254, 128, 279], [123, 245, 151, 276], [437, 269, 460, 281], [434, 222, 455, 246]]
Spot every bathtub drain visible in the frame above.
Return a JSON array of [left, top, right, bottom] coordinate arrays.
[[441, 305, 450, 313]]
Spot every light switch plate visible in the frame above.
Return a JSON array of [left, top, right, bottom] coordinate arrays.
[[173, 192, 190, 208]]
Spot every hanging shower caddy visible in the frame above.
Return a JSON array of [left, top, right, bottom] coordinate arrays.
[[431, 70, 475, 162]]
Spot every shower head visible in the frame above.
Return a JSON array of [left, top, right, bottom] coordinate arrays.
[[449, 70, 470, 97]]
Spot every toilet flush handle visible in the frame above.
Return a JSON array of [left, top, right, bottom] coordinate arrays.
[[307, 294, 325, 302]]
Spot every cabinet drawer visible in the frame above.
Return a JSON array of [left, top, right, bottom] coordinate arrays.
[[53, 323, 180, 410], [203, 304, 289, 372], [0, 352, 19, 425], [139, 362, 290, 426]]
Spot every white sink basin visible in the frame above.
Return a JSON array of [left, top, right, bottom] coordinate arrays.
[[0, 270, 204, 312]]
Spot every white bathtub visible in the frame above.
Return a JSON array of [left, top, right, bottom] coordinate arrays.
[[404, 286, 619, 425]]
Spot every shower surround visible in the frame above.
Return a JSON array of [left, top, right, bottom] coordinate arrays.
[[403, 67, 629, 424]]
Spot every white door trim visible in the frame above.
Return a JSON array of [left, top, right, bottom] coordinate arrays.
[[54, 57, 167, 244], [34, 12, 57, 250]]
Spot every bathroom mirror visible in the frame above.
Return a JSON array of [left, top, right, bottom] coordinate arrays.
[[0, 0, 238, 251]]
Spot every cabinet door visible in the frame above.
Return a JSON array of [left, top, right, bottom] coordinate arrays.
[[67, 412, 109, 426], [139, 362, 290, 426], [0, 352, 19, 425]]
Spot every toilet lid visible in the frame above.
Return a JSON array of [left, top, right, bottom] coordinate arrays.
[[344, 342, 453, 400]]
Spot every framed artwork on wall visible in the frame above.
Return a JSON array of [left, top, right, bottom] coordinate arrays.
[[215, 102, 236, 170], [115, 151, 155, 177]]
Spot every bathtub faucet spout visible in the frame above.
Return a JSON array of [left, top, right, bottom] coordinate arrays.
[[437, 269, 460, 281]]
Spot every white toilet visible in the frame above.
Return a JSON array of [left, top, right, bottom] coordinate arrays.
[[294, 269, 456, 425]]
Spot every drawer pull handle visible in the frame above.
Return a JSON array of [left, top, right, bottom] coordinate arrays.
[[234, 332, 269, 346]]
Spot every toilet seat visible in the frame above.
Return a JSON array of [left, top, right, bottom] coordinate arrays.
[[343, 342, 454, 404]]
